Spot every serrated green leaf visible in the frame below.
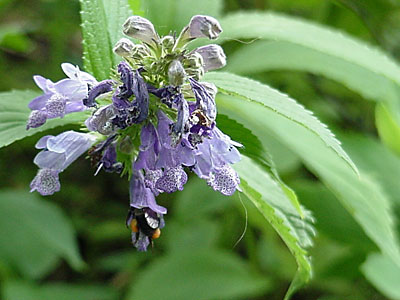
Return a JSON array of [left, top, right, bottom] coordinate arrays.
[[361, 253, 400, 300], [217, 113, 304, 218], [79, 0, 114, 79], [0, 191, 84, 279], [235, 156, 314, 299], [206, 72, 358, 175], [103, 0, 132, 65], [126, 249, 270, 300], [220, 12, 400, 90], [215, 93, 400, 271], [0, 90, 88, 149], [226, 40, 398, 103]]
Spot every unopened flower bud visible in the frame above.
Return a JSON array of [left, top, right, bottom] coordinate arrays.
[[113, 38, 135, 57], [188, 15, 222, 40], [123, 16, 160, 45], [184, 52, 203, 69], [168, 60, 186, 86], [161, 36, 175, 51], [194, 44, 226, 72]]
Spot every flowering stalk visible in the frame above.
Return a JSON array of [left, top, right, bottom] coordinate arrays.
[[27, 15, 241, 251]]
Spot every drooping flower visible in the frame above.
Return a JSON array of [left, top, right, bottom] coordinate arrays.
[[27, 64, 97, 129], [30, 131, 97, 195]]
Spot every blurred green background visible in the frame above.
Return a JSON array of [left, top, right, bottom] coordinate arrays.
[[1, 0, 400, 299]]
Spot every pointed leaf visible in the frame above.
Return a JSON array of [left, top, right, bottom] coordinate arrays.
[[215, 93, 400, 270], [206, 72, 358, 175], [217, 113, 303, 217], [226, 40, 398, 103], [79, 0, 113, 79], [235, 156, 314, 299], [103, 0, 132, 65], [220, 12, 400, 90]]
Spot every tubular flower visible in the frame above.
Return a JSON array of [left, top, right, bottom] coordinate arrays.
[[27, 14, 241, 251]]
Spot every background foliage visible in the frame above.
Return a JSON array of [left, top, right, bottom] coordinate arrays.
[[1, 0, 400, 299]]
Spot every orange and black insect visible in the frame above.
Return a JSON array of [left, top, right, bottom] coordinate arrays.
[[127, 207, 161, 241]]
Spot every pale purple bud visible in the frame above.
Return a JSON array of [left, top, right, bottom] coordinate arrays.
[[113, 38, 135, 57], [188, 15, 222, 40], [194, 44, 226, 72], [123, 16, 159, 45]]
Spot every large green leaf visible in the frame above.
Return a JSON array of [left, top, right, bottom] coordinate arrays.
[[126, 249, 269, 300], [103, 0, 132, 65], [226, 40, 398, 103], [79, 0, 113, 79], [217, 114, 303, 217], [215, 92, 400, 270], [361, 253, 400, 300], [235, 156, 314, 300], [220, 12, 400, 90], [2, 281, 118, 300], [205, 72, 358, 175], [80, 0, 133, 78], [0, 90, 88, 149], [0, 191, 83, 279]]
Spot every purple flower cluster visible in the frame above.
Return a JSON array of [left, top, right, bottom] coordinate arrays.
[[27, 15, 241, 251]]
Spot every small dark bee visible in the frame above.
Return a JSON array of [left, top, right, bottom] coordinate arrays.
[[126, 207, 161, 242]]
